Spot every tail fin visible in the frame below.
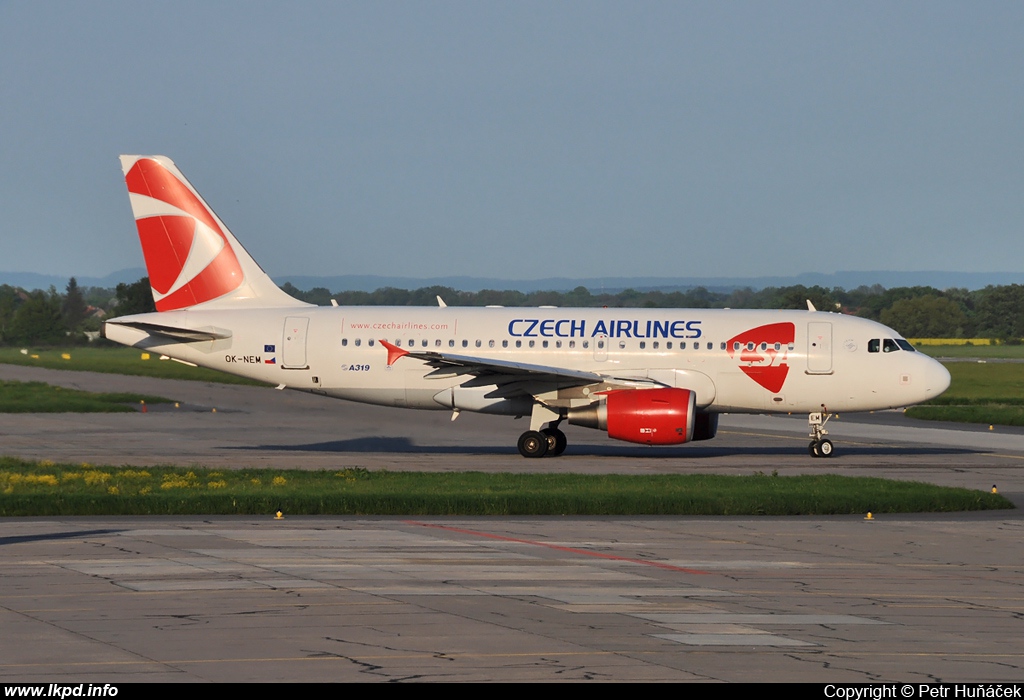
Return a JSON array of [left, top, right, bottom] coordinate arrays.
[[119, 155, 307, 311]]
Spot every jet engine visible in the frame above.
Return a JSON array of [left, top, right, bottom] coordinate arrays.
[[567, 387, 696, 445]]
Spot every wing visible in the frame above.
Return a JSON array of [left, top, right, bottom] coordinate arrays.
[[379, 339, 659, 398]]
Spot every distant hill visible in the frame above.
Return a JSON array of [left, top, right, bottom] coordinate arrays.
[[3, 269, 1024, 294], [273, 271, 1024, 294], [0, 268, 148, 291]]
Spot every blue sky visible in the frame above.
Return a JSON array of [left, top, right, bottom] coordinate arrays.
[[2, 1, 1023, 282]]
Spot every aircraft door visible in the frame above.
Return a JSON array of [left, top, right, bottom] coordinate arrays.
[[806, 322, 833, 374], [282, 316, 310, 369]]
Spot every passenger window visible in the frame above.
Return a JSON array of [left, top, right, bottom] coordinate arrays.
[[435, 339, 442, 347], [707, 342, 713, 350], [680, 342, 686, 349], [666, 342, 672, 349], [516, 340, 522, 348], [354, 339, 361, 347], [475, 340, 481, 348], [422, 339, 428, 348], [341, 338, 348, 347], [502, 340, 508, 348], [488, 340, 495, 348], [868, 339, 879, 353], [569, 340, 576, 349], [542, 340, 548, 348], [618, 341, 626, 349], [652, 341, 659, 349], [449, 339, 455, 348], [368, 339, 374, 347], [583, 341, 589, 349], [462, 340, 469, 348], [529, 340, 535, 348]]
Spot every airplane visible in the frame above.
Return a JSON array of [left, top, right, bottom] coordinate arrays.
[[104, 155, 952, 458]]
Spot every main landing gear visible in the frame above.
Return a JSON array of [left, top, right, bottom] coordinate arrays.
[[518, 404, 568, 458], [808, 408, 834, 458], [517, 425, 568, 458]]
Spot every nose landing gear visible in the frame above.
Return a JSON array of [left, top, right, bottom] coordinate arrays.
[[808, 408, 834, 458]]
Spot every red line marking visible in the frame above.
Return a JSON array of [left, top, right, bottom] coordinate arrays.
[[404, 520, 710, 575]]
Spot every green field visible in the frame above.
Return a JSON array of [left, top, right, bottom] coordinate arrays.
[[0, 458, 1010, 516], [0, 347, 266, 385], [906, 360, 1024, 425], [916, 344, 1024, 359], [0, 380, 171, 413], [931, 362, 1024, 402]]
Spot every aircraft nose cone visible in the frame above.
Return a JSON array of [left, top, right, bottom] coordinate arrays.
[[925, 358, 951, 398]]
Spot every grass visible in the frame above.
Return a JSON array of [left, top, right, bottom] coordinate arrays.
[[915, 344, 1024, 359], [929, 362, 1024, 402], [0, 347, 266, 386], [0, 380, 172, 413], [0, 458, 1011, 516], [906, 361, 1024, 425]]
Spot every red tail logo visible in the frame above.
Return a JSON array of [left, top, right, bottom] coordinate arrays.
[[125, 158, 243, 311], [726, 322, 795, 393]]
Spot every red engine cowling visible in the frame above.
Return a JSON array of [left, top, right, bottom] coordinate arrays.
[[569, 388, 696, 445]]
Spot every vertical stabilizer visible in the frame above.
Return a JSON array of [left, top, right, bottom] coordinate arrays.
[[120, 155, 308, 311]]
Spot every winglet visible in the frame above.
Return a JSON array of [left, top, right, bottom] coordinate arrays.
[[380, 339, 410, 366]]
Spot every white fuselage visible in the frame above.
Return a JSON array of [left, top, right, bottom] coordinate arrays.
[[106, 305, 951, 416]]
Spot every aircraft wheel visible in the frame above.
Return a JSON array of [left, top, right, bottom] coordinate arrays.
[[518, 430, 549, 458], [817, 439, 834, 458], [808, 441, 820, 458], [542, 428, 567, 457]]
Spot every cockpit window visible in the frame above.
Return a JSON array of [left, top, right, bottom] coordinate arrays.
[[895, 339, 916, 352], [868, 339, 879, 353], [883, 339, 900, 353]]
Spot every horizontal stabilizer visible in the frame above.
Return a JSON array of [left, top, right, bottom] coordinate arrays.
[[105, 320, 232, 343]]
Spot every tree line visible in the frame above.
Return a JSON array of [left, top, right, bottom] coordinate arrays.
[[2, 276, 1022, 345]]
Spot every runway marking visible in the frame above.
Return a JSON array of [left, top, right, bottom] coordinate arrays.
[[989, 452, 1024, 461], [404, 521, 710, 575], [721, 429, 884, 448]]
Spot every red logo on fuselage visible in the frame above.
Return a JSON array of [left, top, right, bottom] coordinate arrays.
[[125, 158, 243, 311], [726, 322, 795, 393]]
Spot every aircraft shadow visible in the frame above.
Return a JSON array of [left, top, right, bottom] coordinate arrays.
[[0, 529, 124, 547], [227, 437, 979, 459]]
